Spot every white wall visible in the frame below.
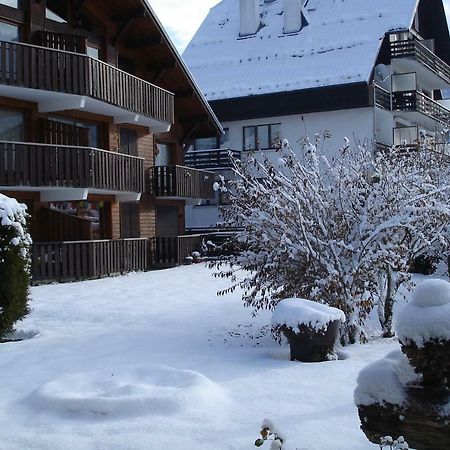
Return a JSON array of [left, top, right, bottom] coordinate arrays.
[[225, 107, 375, 161], [186, 107, 375, 230]]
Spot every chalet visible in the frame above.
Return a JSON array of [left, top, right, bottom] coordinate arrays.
[[0, 0, 222, 282], [182, 0, 450, 230]]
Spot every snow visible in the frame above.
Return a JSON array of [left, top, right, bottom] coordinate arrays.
[[272, 298, 345, 332], [0, 193, 29, 246], [183, 0, 417, 100], [396, 280, 450, 347], [353, 350, 420, 408], [0, 264, 404, 449]]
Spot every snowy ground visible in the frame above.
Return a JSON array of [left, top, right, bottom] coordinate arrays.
[[0, 264, 417, 450]]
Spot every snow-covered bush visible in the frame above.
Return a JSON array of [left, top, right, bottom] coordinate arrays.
[[0, 194, 32, 338], [213, 138, 450, 343], [380, 436, 409, 450]]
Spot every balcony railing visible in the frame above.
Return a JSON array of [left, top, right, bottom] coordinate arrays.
[[32, 238, 148, 284], [390, 36, 450, 85], [184, 149, 241, 170], [150, 165, 215, 199], [391, 90, 450, 125], [150, 235, 204, 267], [0, 40, 174, 125], [374, 85, 391, 110], [0, 141, 144, 193]]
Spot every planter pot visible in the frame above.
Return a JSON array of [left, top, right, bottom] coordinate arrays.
[[281, 320, 340, 362], [400, 339, 450, 388]]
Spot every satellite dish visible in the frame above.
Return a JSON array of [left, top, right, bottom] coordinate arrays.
[[374, 64, 390, 83]]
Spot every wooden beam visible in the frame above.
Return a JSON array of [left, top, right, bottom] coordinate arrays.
[[124, 36, 162, 49], [182, 123, 200, 148]]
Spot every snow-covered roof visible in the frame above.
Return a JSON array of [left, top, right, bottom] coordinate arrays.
[[183, 0, 418, 101]]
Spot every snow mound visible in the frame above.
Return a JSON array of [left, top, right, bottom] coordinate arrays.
[[272, 298, 345, 332], [410, 279, 450, 307], [396, 280, 450, 347], [29, 365, 225, 419], [354, 350, 420, 407]]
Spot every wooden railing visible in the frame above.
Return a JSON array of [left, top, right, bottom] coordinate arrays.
[[38, 119, 89, 146], [0, 40, 174, 125], [33, 30, 87, 54], [32, 238, 147, 284], [150, 165, 215, 199], [0, 141, 145, 193], [390, 36, 450, 85], [374, 85, 391, 110], [38, 208, 93, 242], [391, 90, 450, 125], [150, 235, 204, 267], [184, 149, 241, 170]]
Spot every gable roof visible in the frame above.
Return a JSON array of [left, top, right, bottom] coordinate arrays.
[[183, 0, 418, 102]]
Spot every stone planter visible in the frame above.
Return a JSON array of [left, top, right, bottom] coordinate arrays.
[[355, 280, 450, 450], [272, 298, 345, 363], [281, 320, 341, 362]]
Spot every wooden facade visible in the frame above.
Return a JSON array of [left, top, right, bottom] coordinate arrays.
[[0, 0, 222, 283]]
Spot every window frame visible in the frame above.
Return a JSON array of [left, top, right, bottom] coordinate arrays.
[[242, 123, 281, 151]]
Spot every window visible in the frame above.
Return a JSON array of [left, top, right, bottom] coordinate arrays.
[[87, 45, 100, 60], [0, 1, 20, 8], [121, 203, 140, 238], [49, 117, 103, 148], [120, 128, 138, 156], [45, 1, 68, 23], [0, 108, 24, 141], [0, 20, 19, 42], [194, 128, 230, 151], [243, 123, 281, 150], [155, 142, 174, 166]]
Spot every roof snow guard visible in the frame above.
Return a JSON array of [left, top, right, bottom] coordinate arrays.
[[183, 0, 418, 101]]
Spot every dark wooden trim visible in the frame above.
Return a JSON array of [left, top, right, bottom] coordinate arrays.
[[210, 82, 372, 122], [0, 4, 25, 24], [0, 141, 145, 193], [149, 59, 177, 72], [0, 40, 174, 124], [111, 7, 146, 23], [150, 165, 214, 199], [31, 238, 148, 284]]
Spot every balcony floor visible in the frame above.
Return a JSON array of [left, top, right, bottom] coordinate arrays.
[[0, 84, 171, 133], [392, 59, 450, 90]]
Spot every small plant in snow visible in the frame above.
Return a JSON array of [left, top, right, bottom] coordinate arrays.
[[254, 419, 284, 449], [380, 435, 409, 449], [213, 137, 450, 343]]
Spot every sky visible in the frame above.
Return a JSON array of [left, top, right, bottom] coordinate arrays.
[[150, 0, 221, 53], [150, 0, 450, 53]]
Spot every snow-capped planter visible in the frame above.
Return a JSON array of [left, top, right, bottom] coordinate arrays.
[[271, 298, 345, 362], [354, 350, 450, 450], [396, 279, 450, 388]]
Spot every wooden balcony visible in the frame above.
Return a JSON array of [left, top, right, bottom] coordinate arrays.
[[390, 35, 450, 87], [374, 85, 391, 110], [0, 40, 174, 129], [184, 149, 241, 170], [0, 141, 144, 194], [32, 238, 147, 284], [391, 90, 450, 125], [150, 235, 204, 267], [150, 166, 215, 199]]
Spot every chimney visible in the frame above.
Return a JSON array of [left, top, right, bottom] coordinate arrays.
[[283, 0, 303, 34], [240, 0, 260, 37]]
